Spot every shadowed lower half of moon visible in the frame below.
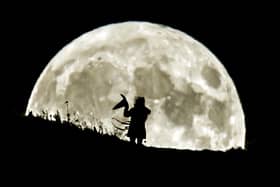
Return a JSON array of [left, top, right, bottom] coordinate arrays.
[[26, 21, 245, 151]]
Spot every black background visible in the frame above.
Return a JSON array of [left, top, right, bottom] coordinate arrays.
[[1, 1, 275, 180]]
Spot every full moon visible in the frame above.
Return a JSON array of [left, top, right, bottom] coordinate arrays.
[[26, 22, 245, 151]]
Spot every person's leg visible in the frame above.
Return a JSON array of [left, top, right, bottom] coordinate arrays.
[[137, 138, 143, 145], [130, 137, 136, 144]]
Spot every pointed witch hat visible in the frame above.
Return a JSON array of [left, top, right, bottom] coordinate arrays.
[[112, 94, 129, 110]]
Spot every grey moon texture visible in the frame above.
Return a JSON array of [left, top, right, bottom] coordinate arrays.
[[26, 22, 245, 151]]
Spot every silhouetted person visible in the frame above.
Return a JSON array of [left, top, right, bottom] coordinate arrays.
[[123, 96, 151, 145]]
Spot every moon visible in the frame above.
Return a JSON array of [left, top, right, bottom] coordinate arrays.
[[26, 21, 245, 151]]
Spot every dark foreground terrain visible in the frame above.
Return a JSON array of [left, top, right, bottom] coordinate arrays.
[[2, 114, 259, 180]]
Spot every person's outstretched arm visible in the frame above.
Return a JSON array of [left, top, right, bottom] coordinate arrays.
[[123, 105, 131, 117]]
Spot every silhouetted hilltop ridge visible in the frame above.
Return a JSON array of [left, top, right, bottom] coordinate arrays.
[[3, 114, 258, 174]]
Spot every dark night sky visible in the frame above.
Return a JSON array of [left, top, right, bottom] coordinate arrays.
[[3, 2, 273, 150]]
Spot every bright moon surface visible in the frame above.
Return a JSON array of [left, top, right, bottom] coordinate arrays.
[[26, 21, 245, 151]]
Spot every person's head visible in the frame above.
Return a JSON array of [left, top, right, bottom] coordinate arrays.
[[135, 96, 145, 107]]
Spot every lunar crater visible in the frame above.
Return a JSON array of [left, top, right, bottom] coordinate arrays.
[[162, 84, 205, 127], [201, 65, 221, 89]]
